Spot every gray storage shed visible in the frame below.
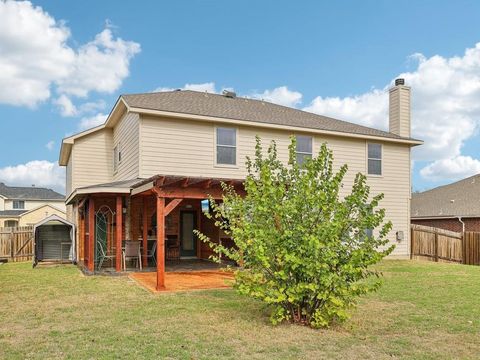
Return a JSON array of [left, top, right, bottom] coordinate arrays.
[[33, 215, 76, 266]]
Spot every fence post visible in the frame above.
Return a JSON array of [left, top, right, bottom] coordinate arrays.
[[410, 227, 414, 260], [10, 228, 14, 261], [462, 232, 466, 265], [434, 232, 439, 262]]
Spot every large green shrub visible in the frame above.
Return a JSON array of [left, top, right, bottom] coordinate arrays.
[[196, 137, 393, 328]]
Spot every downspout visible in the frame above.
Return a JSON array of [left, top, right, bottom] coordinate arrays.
[[457, 216, 465, 233]]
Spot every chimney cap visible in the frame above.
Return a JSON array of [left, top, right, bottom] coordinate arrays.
[[395, 78, 405, 86]]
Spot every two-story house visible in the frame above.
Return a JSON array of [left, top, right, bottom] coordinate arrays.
[[0, 183, 66, 227], [59, 79, 422, 290]]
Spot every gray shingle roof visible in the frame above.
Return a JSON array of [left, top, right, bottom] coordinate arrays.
[[411, 174, 480, 218], [0, 210, 27, 217], [122, 90, 418, 141], [0, 183, 64, 200], [77, 179, 144, 190]]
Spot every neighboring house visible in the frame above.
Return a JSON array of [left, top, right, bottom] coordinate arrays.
[[0, 183, 66, 227], [59, 78, 422, 289], [411, 174, 480, 232]]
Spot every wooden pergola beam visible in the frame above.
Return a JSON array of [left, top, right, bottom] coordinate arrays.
[[154, 176, 165, 187], [88, 197, 95, 272], [155, 186, 244, 200], [156, 196, 166, 290], [164, 198, 183, 216], [142, 197, 148, 267], [197, 179, 212, 189], [115, 196, 122, 272]]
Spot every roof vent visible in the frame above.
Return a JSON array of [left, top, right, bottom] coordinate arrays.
[[222, 90, 236, 98], [395, 78, 405, 86], [450, 199, 455, 203]]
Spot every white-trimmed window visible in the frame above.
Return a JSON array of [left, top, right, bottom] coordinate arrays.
[[296, 135, 312, 165], [4, 220, 18, 228], [13, 200, 25, 209], [216, 127, 237, 165], [367, 143, 382, 175], [113, 144, 121, 172]]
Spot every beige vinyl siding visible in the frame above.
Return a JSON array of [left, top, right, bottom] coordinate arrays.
[[367, 144, 411, 256], [139, 115, 411, 257], [113, 112, 140, 181], [66, 155, 72, 197], [19, 205, 66, 226], [140, 116, 293, 179], [4, 199, 66, 212], [71, 128, 113, 190]]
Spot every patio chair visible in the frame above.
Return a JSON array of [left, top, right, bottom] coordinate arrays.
[[122, 240, 142, 271], [166, 235, 180, 262], [96, 241, 115, 270], [145, 241, 157, 266]]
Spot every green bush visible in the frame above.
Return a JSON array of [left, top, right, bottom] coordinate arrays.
[[196, 137, 393, 328]]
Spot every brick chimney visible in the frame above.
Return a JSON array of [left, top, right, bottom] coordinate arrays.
[[389, 78, 411, 137]]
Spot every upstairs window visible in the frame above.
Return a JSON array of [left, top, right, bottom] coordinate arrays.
[[13, 200, 25, 209], [367, 143, 382, 175], [296, 135, 312, 165], [216, 127, 236, 165]]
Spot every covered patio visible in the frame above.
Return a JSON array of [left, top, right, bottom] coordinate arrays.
[[71, 175, 243, 290]]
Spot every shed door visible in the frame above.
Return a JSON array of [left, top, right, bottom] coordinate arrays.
[[39, 225, 72, 260]]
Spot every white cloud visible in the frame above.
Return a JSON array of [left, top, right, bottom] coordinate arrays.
[[420, 156, 480, 182], [154, 82, 216, 93], [78, 99, 106, 113], [57, 29, 140, 97], [45, 140, 55, 151], [53, 95, 106, 118], [0, 1, 73, 107], [303, 89, 387, 129], [303, 43, 480, 182], [78, 113, 108, 131], [249, 86, 303, 107], [0, 160, 65, 193], [0, 1, 140, 108], [53, 94, 77, 117]]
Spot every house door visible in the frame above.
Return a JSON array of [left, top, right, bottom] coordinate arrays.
[[180, 211, 197, 257]]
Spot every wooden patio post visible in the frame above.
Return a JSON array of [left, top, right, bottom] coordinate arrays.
[[116, 196, 123, 272], [142, 196, 148, 267], [88, 197, 95, 272], [156, 195, 165, 290]]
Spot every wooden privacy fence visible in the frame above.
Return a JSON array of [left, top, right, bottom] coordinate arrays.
[[411, 224, 480, 265], [0, 226, 34, 262]]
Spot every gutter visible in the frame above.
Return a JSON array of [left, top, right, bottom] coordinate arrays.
[[457, 216, 465, 233]]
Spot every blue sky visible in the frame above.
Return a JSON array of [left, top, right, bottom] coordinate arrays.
[[1, 0, 480, 194]]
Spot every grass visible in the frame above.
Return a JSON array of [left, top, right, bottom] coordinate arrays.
[[1, 260, 479, 359]]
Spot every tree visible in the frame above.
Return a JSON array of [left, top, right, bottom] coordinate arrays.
[[196, 137, 393, 328]]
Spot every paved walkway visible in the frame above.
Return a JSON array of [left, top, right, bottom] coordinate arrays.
[[130, 270, 234, 292]]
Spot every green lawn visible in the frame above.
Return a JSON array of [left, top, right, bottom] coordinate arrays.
[[1, 261, 479, 360]]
